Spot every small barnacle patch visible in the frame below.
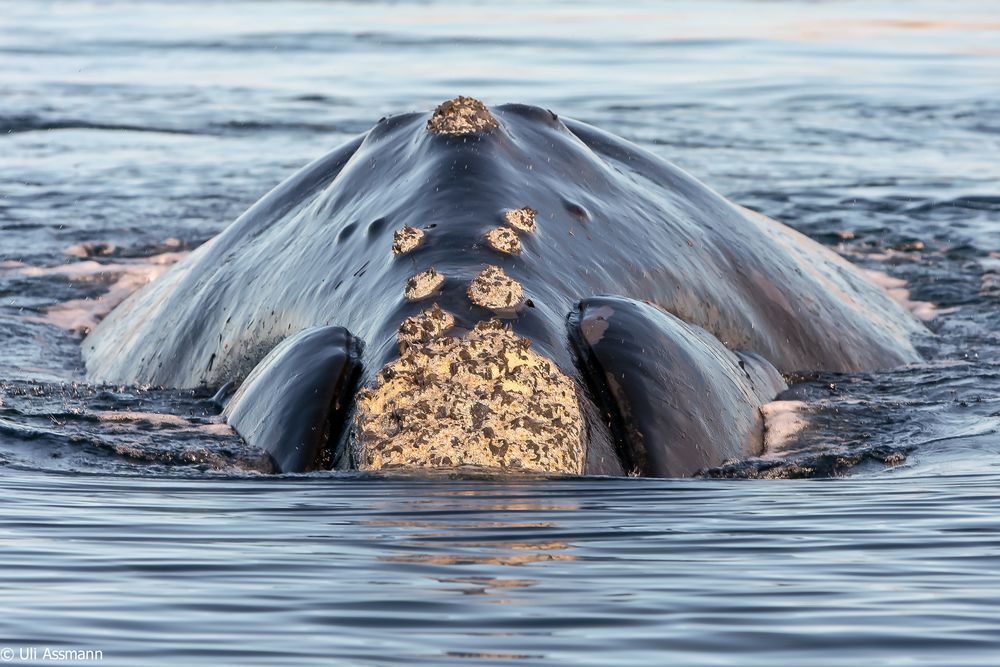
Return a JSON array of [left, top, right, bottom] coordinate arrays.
[[392, 226, 424, 255], [405, 268, 445, 301], [468, 265, 523, 310], [426, 96, 499, 136], [504, 207, 537, 234], [485, 227, 521, 255], [397, 304, 455, 351], [353, 320, 584, 474]]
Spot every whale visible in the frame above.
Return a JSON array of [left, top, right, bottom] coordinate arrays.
[[83, 96, 924, 476]]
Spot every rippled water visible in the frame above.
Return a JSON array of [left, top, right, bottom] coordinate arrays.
[[2, 0, 1000, 664], [6, 473, 1000, 666]]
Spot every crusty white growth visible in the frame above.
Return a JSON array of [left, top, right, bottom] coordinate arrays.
[[405, 268, 445, 301], [392, 226, 424, 255], [397, 304, 455, 352], [504, 207, 537, 233], [485, 227, 521, 255], [468, 265, 523, 309], [426, 96, 499, 135], [353, 318, 584, 473]]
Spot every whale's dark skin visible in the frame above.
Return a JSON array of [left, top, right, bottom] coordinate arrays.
[[83, 97, 924, 476]]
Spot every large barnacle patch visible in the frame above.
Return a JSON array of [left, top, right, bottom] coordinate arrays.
[[353, 320, 584, 474]]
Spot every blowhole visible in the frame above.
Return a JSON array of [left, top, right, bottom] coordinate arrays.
[[338, 222, 358, 242]]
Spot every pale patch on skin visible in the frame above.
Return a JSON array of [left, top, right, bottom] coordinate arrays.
[[760, 400, 811, 457], [485, 227, 521, 255], [63, 238, 182, 259], [468, 265, 524, 309], [89, 411, 269, 471], [405, 268, 445, 301], [96, 411, 238, 437], [504, 207, 537, 234], [194, 422, 239, 437], [98, 411, 190, 426], [827, 233, 954, 322], [426, 96, 499, 135], [46, 272, 165, 334], [95, 411, 234, 438], [392, 226, 424, 255], [353, 318, 584, 474], [63, 242, 116, 259], [862, 268, 949, 321], [2, 251, 188, 334]]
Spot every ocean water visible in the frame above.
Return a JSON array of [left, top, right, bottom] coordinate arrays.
[[2, 1, 1000, 664]]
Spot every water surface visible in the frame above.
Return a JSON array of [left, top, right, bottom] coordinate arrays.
[[2, 1, 1000, 664]]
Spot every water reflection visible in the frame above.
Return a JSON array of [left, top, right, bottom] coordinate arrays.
[[367, 485, 579, 602], [436, 576, 537, 597], [383, 542, 575, 567], [442, 651, 542, 661]]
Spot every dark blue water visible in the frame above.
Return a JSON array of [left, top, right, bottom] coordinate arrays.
[[2, 1, 1000, 664]]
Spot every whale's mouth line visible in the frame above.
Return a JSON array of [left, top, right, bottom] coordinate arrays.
[[567, 309, 641, 476], [320, 337, 365, 471]]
